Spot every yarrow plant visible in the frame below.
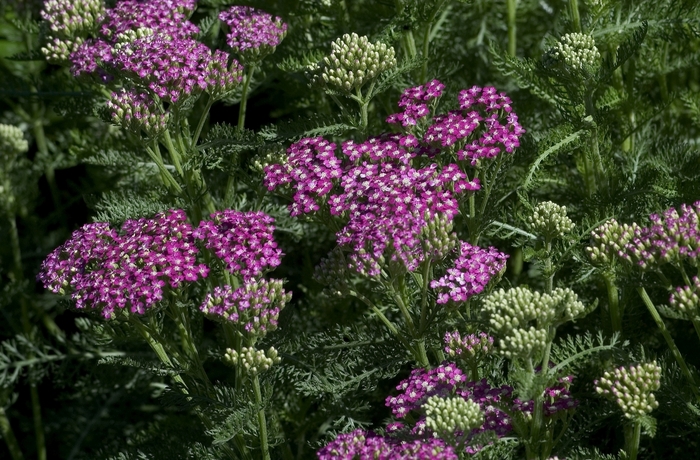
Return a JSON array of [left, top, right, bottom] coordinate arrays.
[[6, 0, 700, 458]]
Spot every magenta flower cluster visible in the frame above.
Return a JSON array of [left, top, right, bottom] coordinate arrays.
[[387, 82, 525, 165], [384, 362, 513, 445], [430, 242, 508, 304], [265, 133, 479, 277], [199, 279, 291, 337], [317, 429, 457, 460], [386, 79, 445, 126], [512, 375, 579, 416], [444, 331, 494, 359], [193, 210, 283, 280], [219, 5, 287, 59], [37, 210, 209, 319], [65, 0, 243, 115], [623, 201, 700, 269]]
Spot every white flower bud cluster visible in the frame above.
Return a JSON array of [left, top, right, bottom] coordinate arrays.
[[421, 214, 458, 262], [252, 146, 287, 173], [585, 219, 638, 266], [313, 247, 351, 296], [40, 0, 105, 63], [595, 362, 661, 419], [424, 395, 483, 436], [552, 33, 601, 70], [224, 346, 280, 375], [309, 33, 396, 93], [669, 277, 700, 320], [528, 201, 575, 240], [0, 124, 28, 156], [483, 287, 586, 360]]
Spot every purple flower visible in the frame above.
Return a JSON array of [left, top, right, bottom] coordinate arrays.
[[444, 331, 494, 359], [193, 210, 283, 280], [430, 242, 508, 304], [37, 210, 209, 319], [219, 6, 287, 61], [199, 280, 291, 337], [317, 429, 457, 460]]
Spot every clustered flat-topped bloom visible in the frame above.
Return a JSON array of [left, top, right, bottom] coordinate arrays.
[[430, 242, 508, 305], [627, 201, 700, 269], [193, 210, 283, 280], [106, 89, 169, 135], [37, 210, 209, 319], [0, 124, 28, 155], [219, 5, 287, 61], [527, 201, 575, 240], [265, 133, 479, 277], [512, 375, 579, 417], [595, 362, 661, 419], [386, 80, 445, 127], [224, 346, 280, 375], [199, 279, 291, 337], [40, 0, 105, 62], [317, 429, 457, 460], [308, 33, 397, 92], [551, 32, 601, 71], [482, 287, 586, 360], [61, 0, 243, 109], [586, 218, 639, 267], [669, 276, 700, 320], [385, 362, 513, 444], [443, 331, 493, 360], [387, 81, 525, 166], [423, 395, 483, 437]]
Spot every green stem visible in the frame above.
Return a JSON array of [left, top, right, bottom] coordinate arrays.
[[238, 65, 257, 132], [162, 130, 185, 177], [568, 0, 582, 33], [637, 287, 700, 400], [252, 375, 271, 460], [624, 421, 642, 460], [146, 143, 182, 193], [603, 273, 622, 333], [192, 97, 214, 148], [691, 317, 700, 345], [545, 240, 554, 294], [419, 260, 431, 333], [30, 386, 46, 460], [0, 403, 24, 460], [32, 117, 61, 212], [8, 215, 46, 460], [507, 0, 517, 57]]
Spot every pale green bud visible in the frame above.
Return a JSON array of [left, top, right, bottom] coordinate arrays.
[[0, 124, 28, 156], [528, 201, 575, 240], [224, 346, 281, 375], [586, 218, 638, 266], [424, 395, 483, 436], [308, 33, 396, 93], [595, 362, 661, 419], [552, 33, 601, 70]]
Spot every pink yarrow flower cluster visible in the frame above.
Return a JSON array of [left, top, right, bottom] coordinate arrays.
[[623, 201, 700, 269], [265, 133, 479, 277], [385, 362, 513, 444], [199, 280, 291, 337], [193, 210, 283, 280], [430, 242, 508, 304], [37, 210, 209, 319], [387, 81, 525, 165], [512, 375, 579, 416], [317, 429, 457, 460], [219, 5, 287, 60], [68, 0, 243, 105], [444, 331, 494, 359]]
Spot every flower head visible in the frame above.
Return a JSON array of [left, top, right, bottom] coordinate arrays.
[[219, 6, 287, 62], [528, 201, 575, 240], [309, 33, 396, 92], [595, 362, 661, 419]]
